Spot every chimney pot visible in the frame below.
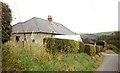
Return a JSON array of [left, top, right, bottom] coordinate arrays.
[[48, 15, 52, 21]]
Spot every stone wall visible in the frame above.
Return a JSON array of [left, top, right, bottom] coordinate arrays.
[[11, 33, 52, 45]]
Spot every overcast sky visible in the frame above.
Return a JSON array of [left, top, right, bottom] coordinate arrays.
[[1, 0, 119, 33]]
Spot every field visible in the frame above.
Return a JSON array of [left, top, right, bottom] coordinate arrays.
[[2, 42, 104, 71]]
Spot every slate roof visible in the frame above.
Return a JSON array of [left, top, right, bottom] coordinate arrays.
[[82, 38, 94, 44], [12, 17, 75, 35]]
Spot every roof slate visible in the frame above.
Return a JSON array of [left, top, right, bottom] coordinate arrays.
[[82, 38, 94, 44], [12, 17, 75, 35]]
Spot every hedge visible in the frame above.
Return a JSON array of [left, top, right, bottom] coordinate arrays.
[[43, 38, 80, 53], [95, 45, 101, 54], [84, 44, 96, 56], [43, 38, 85, 53], [99, 46, 103, 52], [78, 42, 85, 53]]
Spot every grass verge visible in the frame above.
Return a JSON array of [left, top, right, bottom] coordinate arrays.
[[2, 42, 104, 71]]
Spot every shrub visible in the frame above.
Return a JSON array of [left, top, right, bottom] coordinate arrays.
[[84, 44, 96, 56], [107, 44, 119, 54], [99, 46, 103, 52], [78, 42, 85, 53], [84, 44, 90, 55], [95, 45, 101, 54], [90, 45, 96, 56], [43, 38, 80, 53]]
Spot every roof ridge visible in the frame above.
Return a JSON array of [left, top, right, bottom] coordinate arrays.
[[12, 22, 23, 26], [12, 17, 75, 35]]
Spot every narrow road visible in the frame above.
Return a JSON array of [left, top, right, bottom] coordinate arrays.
[[96, 53, 119, 72]]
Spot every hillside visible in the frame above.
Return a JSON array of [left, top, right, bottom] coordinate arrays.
[[80, 31, 114, 39]]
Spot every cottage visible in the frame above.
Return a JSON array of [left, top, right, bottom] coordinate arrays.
[[12, 16, 77, 44]]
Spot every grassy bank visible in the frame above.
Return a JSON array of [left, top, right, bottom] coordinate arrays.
[[104, 50, 116, 54], [2, 43, 104, 71]]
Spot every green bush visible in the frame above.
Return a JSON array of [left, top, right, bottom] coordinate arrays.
[[99, 46, 103, 52], [78, 42, 85, 53], [84, 44, 90, 55], [43, 38, 80, 53], [95, 45, 101, 54], [107, 44, 119, 54], [84, 44, 96, 56], [90, 45, 96, 56]]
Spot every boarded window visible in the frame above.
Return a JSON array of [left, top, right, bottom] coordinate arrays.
[[16, 36, 20, 42], [32, 39, 35, 43]]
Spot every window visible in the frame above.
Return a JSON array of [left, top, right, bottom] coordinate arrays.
[[16, 36, 20, 42], [32, 39, 35, 43]]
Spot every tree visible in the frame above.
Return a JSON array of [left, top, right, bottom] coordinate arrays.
[[110, 31, 119, 49], [0, 2, 12, 44], [97, 31, 120, 49]]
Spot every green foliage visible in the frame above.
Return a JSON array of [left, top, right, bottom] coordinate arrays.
[[107, 44, 119, 54], [78, 42, 85, 53], [84, 44, 90, 55], [95, 45, 101, 54], [104, 50, 116, 54], [0, 2, 12, 44], [2, 43, 104, 71], [43, 38, 80, 53], [97, 31, 120, 49], [2, 43, 24, 71], [90, 45, 96, 56], [99, 46, 103, 52], [84, 44, 96, 56]]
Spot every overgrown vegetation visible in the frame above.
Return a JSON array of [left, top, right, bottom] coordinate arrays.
[[2, 42, 104, 71], [107, 44, 119, 54], [104, 49, 116, 54], [2, 43, 24, 71], [96, 31, 119, 50]]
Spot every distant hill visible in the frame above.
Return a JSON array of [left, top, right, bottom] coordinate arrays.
[[80, 31, 114, 40]]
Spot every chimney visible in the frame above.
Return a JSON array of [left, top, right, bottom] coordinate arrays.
[[48, 15, 52, 21]]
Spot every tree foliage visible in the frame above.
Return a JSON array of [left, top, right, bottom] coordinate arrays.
[[0, 2, 12, 44], [97, 31, 120, 49]]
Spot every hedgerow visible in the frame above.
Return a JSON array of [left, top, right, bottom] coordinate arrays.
[[84, 44, 96, 56], [43, 38, 80, 53], [95, 45, 101, 54], [78, 42, 85, 53]]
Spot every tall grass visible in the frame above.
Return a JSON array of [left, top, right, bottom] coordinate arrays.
[[2, 42, 104, 71], [2, 43, 24, 71]]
